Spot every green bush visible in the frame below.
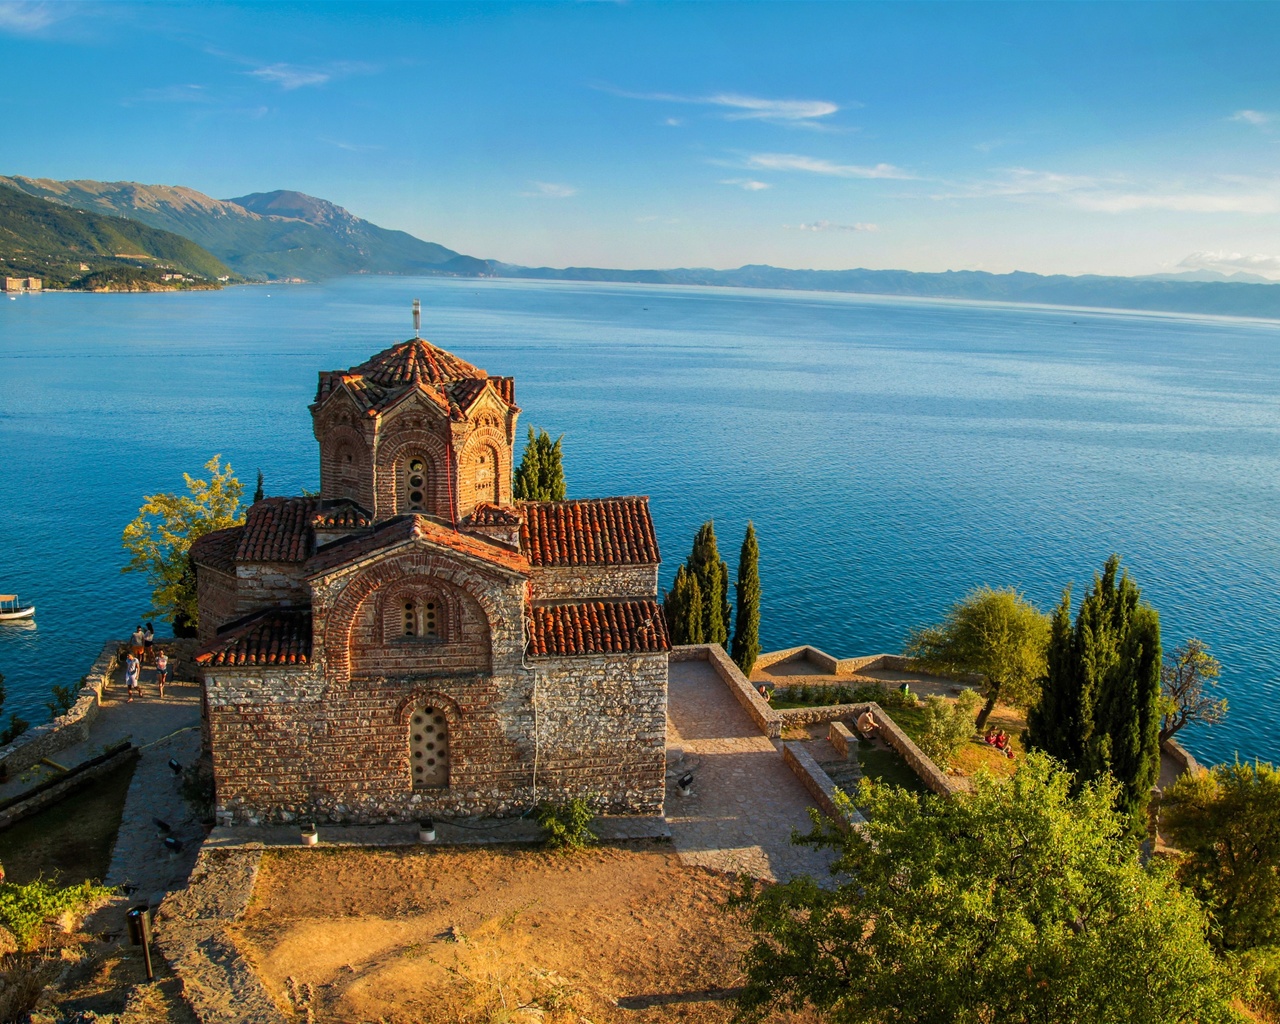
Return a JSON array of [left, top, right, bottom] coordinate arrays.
[[0, 878, 113, 949], [536, 798, 598, 852], [917, 690, 983, 769]]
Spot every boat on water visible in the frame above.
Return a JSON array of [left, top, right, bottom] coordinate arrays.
[[0, 595, 35, 621]]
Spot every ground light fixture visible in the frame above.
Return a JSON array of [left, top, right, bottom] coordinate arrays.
[[168, 758, 182, 774], [125, 906, 154, 981], [300, 821, 318, 846], [677, 772, 695, 797], [418, 818, 436, 843]]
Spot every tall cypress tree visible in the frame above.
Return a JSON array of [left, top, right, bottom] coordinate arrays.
[[513, 427, 543, 500], [731, 522, 761, 676], [684, 571, 705, 645], [689, 521, 730, 646], [513, 427, 566, 501], [253, 469, 264, 504], [664, 565, 707, 645], [1027, 555, 1162, 823]]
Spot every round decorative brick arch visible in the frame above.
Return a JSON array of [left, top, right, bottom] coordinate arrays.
[[397, 689, 462, 790], [374, 429, 448, 518], [322, 550, 513, 683]]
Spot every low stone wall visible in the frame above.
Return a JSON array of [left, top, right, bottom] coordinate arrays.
[[671, 644, 782, 739], [0, 639, 121, 778], [1161, 736, 1202, 776], [828, 721, 855, 760], [782, 741, 865, 831], [867, 702, 959, 797], [0, 743, 136, 829], [776, 701, 869, 729]]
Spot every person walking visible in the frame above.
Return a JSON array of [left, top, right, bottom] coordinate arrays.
[[124, 651, 141, 703], [154, 649, 169, 699], [130, 625, 145, 664], [143, 622, 155, 664]]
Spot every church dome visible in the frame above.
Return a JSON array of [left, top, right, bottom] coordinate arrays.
[[351, 337, 487, 387]]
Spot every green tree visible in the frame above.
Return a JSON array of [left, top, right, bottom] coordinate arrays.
[[733, 753, 1238, 1024], [688, 520, 730, 647], [1163, 761, 1280, 954], [253, 468, 264, 504], [663, 565, 706, 646], [905, 587, 1051, 730], [121, 455, 245, 627], [1027, 555, 1162, 823], [46, 683, 76, 719], [917, 688, 983, 769], [512, 427, 566, 501], [0, 673, 28, 746], [731, 522, 761, 676], [1160, 638, 1227, 743]]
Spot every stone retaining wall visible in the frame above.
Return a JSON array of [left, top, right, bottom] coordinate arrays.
[[776, 700, 869, 729], [1161, 736, 1201, 776], [828, 721, 855, 759], [670, 644, 782, 739], [0, 744, 137, 829], [867, 702, 959, 797], [0, 640, 120, 778], [781, 741, 865, 831]]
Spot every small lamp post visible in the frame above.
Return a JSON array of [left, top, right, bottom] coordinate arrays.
[[125, 905, 155, 981]]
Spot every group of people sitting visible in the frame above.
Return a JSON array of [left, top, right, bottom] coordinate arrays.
[[984, 727, 1016, 759]]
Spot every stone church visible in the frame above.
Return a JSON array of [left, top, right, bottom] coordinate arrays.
[[191, 325, 669, 826]]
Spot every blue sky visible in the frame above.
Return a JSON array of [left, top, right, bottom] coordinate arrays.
[[3, 1, 1280, 276]]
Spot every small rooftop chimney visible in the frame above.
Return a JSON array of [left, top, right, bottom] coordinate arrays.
[[412, 298, 421, 338]]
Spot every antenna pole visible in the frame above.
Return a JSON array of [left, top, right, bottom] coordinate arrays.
[[412, 298, 421, 338]]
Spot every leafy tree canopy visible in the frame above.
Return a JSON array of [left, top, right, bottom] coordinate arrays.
[[1161, 638, 1227, 743], [513, 426, 566, 502], [1163, 760, 1280, 954], [121, 455, 245, 627], [733, 753, 1238, 1024], [905, 586, 1050, 729]]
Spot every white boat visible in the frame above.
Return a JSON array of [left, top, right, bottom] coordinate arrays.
[[0, 595, 34, 621]]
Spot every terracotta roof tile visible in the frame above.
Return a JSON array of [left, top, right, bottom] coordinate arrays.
[[520, 498, 660, 567], [195, 609, 312, 667], [310, 500, 372, 530], [190, 526, 243, 575], [353, 338, 486, 388], [306, 514, 529, 578], [236, 497, 320, 563], [530, 600, 669, 657], [467, 503, 523, 527]]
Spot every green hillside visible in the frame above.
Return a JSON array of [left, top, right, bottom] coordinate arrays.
[[0, 183, 233, 288], [0, 177, 467, 281]]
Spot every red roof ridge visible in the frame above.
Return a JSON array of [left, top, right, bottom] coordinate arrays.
[[306, 513, 530, 578]]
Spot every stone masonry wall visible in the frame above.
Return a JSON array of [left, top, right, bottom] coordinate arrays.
[[235, 562, 310, 614], [529, 565, 659, 601], [196, 567, 237, 643]]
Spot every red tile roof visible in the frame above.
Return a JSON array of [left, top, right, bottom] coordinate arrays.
[[195, 609, 312, 667], [236, 497, 321, 563], [311, 500, 372, 530], [467, 503, 523, 527], [530, 599, 669, 656], [520, 498, 660, 567], [353, 338, 486, 388], [190, 526, 243, 575], [306, 514, 530, 577]]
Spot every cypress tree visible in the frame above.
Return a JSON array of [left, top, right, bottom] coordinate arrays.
[[684, 571, 705, 645], [1026, 555, 1162, 823], [664, 565, 687, 643], [689, 521, 730, 647], [514, 427, 567, 502], [664, 565, 706, 646], [731, 522, 761, 676], [253, 469, 264, 504], [544, 433, 566, 501], [513, 426, 543, 500]]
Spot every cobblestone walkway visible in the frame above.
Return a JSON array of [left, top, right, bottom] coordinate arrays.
[[666, 660, 836, 883]]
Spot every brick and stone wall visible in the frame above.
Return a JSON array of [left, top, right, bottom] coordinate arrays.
[[235, 562, 310, 614], [196, 566, 237, 642], [530, 565, 658, 601]]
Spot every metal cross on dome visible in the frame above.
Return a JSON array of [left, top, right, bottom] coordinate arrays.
[[413, 298, 421, 338]]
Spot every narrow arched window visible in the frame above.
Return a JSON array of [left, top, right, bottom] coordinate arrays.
[[410, 705, 449, 789], [404, 457, 428, 512]]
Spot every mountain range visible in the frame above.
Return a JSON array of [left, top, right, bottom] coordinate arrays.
[[6, 174, 1280, 319]]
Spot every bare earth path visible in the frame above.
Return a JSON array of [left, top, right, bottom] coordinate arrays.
[[665, 660, 835, 883]]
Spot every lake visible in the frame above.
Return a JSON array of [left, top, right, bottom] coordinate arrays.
[[1, 276, 1277, 766]]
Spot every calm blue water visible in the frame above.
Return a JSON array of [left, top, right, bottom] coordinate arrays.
[[1, 278, 1277, 766]]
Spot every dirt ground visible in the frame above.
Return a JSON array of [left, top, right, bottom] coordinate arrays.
[[233, 841, 818, 1024]]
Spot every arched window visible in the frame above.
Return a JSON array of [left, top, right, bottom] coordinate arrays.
[[410, 705, 449, 789], [334, 443, 361, 500], [403, 457, 428, 512], [473, 446, 499, 504], [401, 597, 440, 639]]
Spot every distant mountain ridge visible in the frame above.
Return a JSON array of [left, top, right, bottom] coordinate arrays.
[[7, 174, 1280, 318], [0, 182, 232, 288], [0, 177, 470, 281]]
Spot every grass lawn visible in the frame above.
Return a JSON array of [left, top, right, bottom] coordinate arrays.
[[856, 742, 931, 796], [878, 701, 1027, 780]]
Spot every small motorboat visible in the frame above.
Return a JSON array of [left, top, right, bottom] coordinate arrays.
[[0, 595, 35, 621]]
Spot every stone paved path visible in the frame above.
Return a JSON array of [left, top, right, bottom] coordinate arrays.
[[666, 659, 836, 883]]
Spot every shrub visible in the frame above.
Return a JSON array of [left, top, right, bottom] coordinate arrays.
[[46, 684, 77, 719], [0, 878, 113, 950], [918, 690, 983, 769], [182, 761, 216, 822], [849, 682, 918, 710], [536, 798, 598, 852]]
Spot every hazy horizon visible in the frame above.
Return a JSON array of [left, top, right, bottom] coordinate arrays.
[[4, 2, 1280, 279]]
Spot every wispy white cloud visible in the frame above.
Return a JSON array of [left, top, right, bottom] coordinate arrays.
[[521, 181, 577, 199], [747, 153, 913, 179], [1178, 251, 1280, 279], [605, 86, 842, 126], [720, 178, 771, 191], [0, 1, 65, 34], [1231, 109, 1270, 126], [244, 60, 378, 90], [788, 221, 880, 232], [663, 117, 683, 127], [320, 137, 386, 153], [124, 84, 212, 106]]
